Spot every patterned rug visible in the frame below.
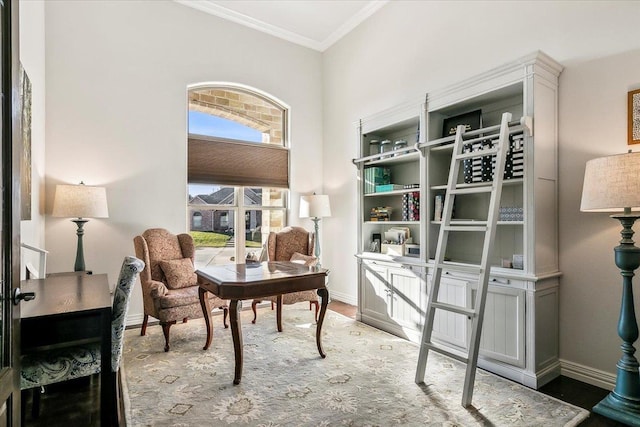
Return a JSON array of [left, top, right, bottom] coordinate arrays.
[[121, 305, 589, 426]]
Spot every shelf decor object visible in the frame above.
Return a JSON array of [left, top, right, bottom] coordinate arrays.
[[629, 89, 640, 145], [299, 194, 331, 268], [52, 182, 109, 272], [581, 150, 640, 426]]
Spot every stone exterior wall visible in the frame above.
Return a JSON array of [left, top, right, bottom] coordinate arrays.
[[189, 88, 284, 145]]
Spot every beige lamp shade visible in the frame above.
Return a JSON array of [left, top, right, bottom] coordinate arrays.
[[300, 194, 331, 218], [580, 151, 640, 212], [52, 183, 109, 218]]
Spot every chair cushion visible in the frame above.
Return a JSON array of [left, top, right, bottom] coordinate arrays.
[[155, 285, 221, 309], [290, 252, 317, 266], [20, 344, 101, 390], [263, 290, 318, 304], [158, 258, 197, 289]]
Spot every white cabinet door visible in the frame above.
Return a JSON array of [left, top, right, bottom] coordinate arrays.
[[360, 262, 392, 322], [388, 266, 424, 331], [476, 285, 526, 368], [430, 273, 469, 350]]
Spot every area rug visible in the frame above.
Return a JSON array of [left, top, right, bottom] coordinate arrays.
[[121, 305, 589, 426]]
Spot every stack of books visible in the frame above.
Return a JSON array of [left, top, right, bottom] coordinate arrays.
[[402, 192, 420, 221], [463, 131, 526, 183], [364, 167, 390, 194], [370, 206, 392, 221]]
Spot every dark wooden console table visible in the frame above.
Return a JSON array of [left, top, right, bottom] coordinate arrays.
[[197, 261, 329, 384], [20, 273, 112, 425]]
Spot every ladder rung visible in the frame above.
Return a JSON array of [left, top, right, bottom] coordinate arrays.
[[455, 147, 499, 160], [444, 225, 488, 232], [435, 262, 482, 275], [431, 301, 477, 317], [450, 186, 492, 195], [422, 341, 469, 364]]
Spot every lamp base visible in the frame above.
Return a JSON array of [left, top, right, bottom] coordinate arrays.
[[72, 218, 88, 272], [594, 392, 640, 426]]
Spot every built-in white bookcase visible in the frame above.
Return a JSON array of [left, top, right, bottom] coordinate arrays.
[[354, 51, 563, 389]]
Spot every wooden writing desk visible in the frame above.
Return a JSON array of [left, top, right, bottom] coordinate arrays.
[[21, 273, 113, 426], [197, 261, 329, 384]]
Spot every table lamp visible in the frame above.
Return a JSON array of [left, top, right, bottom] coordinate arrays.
[[52, 182, 109, 272], [581, 150, 640, 426], [299, 194, 331, 268]]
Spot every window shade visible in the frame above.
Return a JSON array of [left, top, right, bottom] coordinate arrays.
[[188, 135, 289, 188]]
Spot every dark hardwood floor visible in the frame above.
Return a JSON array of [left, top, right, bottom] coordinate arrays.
[[22, 301, 625, 426]]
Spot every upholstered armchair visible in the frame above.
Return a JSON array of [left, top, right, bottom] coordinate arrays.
[[133, 228, 228, 351], [251, 226, 319, 331], [21, 256, 144, 419]]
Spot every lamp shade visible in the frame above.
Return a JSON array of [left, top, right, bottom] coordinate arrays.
[[52, 183, 109, 218], [300, 194, 331, 218], [580, 151, 640, 212]]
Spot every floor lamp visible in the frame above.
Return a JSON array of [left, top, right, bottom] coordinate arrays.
[[581, 151, 640, 426], [52, 182, 109, 272], [299, 194, 331, 268]]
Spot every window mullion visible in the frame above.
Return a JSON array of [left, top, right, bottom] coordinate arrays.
[[235, 186, 246, 263]]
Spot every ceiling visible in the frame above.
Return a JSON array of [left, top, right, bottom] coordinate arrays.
[[174, 0, 389, 52]]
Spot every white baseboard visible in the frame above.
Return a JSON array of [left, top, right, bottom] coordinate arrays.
[[127, 313, 145, 328], [328, 289, 357, 306], [560, 358, 615, 391]]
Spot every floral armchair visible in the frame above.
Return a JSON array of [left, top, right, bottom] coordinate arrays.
[[133, 228, 228, 351], [251, 226, 319, 331]]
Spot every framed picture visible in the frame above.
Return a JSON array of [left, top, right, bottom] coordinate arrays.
[[20, 63, 32, 220], [442, 109, 482, 138], [629, 89, 640, 145]]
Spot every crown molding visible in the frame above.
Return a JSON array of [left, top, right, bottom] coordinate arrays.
[[175, 0, 388, 52]]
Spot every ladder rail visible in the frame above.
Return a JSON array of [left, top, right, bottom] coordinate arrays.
[[414, 124, 467, 383], [461, 112, 512, 406], [415, 112, 514, 407]]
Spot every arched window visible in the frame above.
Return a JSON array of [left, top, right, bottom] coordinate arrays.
[[187, 84, 289, 267]]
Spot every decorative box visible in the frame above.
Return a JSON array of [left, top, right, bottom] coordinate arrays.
[[375, 184, 404, 192], [381, 243, 404, 256]]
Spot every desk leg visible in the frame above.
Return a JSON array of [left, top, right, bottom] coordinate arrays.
[[316, 288, 329, 359], [230, 299, 244, 385], [199, 287, 213, 351], [276, 295, 283, 332]]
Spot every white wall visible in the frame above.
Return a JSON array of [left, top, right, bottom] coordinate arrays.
[[558, 49, 640, 385], [19, 0, 46, 277], [43, 1, 323, 323], [322, 1, 640, 386]]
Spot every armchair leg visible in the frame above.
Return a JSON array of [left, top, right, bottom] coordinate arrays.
[[183, 317, 188, 323], [161, 321, 176, 352], [141, 314, 149, 336], [251, 300, 260, 324], [311, 301, 319, 322], [222, 307, 229, 328]]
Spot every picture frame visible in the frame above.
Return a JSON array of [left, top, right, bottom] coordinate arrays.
[[442, 109, 482, 138], [372, 233, 382, 253], [629, 89, 640, 145], [20, 63, 32, 221]]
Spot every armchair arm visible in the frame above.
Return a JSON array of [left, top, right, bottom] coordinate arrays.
[[145, 279, 168, 298]]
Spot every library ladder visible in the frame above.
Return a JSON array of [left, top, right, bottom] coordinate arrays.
[[414, 112, 517, 407]]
